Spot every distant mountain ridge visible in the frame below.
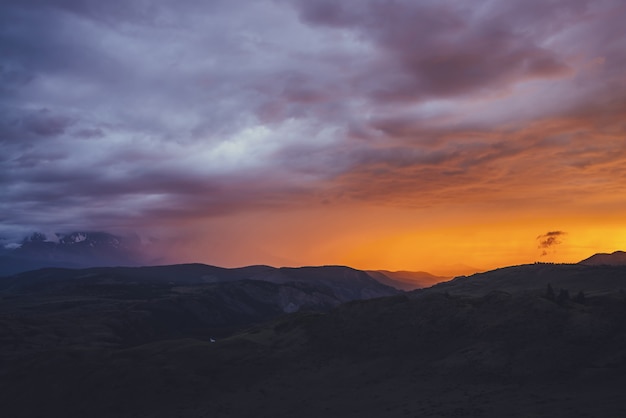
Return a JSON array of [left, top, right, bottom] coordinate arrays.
[[0, 263, 400, 309], [0, 231, 452, 295], [0, 232, 450, 292], [579, 250, 626, 266], [366, 270, 449, 291]]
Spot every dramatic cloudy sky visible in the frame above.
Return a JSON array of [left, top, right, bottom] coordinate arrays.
[[2, 0, 625, 273]]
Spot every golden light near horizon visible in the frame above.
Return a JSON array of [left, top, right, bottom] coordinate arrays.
[[155, 203, 626, 276], [338, 221, 626, 275]]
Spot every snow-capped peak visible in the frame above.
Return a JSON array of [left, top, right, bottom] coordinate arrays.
[[71, 233, 87, 243]]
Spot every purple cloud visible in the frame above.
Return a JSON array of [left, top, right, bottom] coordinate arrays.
[[291, 0, 573, 101], [0, 0, 625, 255]]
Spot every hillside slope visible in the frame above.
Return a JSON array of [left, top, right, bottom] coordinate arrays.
[[427, 263, 626, 297], [2, 263, 626, 417]]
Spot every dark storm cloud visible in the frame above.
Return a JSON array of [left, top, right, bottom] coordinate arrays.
[[290, 0, 572, 101], [1, 0, 625, 243], [22, 109, 74, 137], [0, 108, 74, 146]]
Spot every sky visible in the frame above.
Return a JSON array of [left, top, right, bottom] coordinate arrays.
[[1, 0, 626, 274]]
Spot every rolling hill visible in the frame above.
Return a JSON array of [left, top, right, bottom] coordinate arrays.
[[426, 262, 626, 297], [2, 259, 626, 417]]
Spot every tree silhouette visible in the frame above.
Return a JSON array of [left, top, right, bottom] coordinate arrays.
[[556, 288, 570, 305], [574, 290, 585, 305]]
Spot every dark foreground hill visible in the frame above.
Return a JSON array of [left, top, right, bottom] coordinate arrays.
[[427, 262, 626, 297], [0, 264, 399, 345], [1, 263, 626, 417]]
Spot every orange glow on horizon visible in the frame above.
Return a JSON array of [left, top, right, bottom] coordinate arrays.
[[159, 204, 626, 277]]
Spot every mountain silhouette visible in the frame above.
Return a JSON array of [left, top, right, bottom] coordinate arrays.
[[579, 250, 626, 266], [366, 269, 449, 290], [0, 263, 399, 301], [426, 262, 626, 297]]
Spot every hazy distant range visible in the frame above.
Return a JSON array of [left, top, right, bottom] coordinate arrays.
[[0, 231, 452, 289]]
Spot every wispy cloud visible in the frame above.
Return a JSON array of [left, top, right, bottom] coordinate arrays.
[[537, 231, 567, 256]]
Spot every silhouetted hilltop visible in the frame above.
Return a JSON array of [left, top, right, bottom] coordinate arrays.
[[579, 250, 626, 266], [427, 263, 626, 297], [0, 263, 398, 301]]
